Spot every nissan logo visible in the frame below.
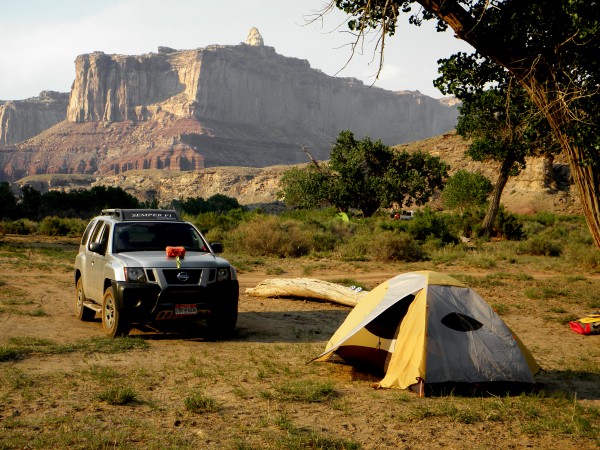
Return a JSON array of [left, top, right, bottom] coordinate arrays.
[[177, 272, 189, 282]]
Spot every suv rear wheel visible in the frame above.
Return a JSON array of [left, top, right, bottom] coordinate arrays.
[[102, 286, 131, 338], [75, 278, 96, 321]]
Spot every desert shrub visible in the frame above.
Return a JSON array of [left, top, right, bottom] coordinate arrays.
[[495, 208, 525, 240], [563, 242, 600, 270], [370, 231, 428, 262], [0, 219, 37, 235], [310, 230, 338, 252], [516, 234, 563, 256], [203, 226, 227, 244], [188, 208, 252, 234], [441, 209, 483, 239], [230, 215, 312, 257], [339, 233, 371, 261], [406, 208, 458, 245], [526, 211, 558, 227], [38, 216, 87, 237], [521, 220, 546, 237]]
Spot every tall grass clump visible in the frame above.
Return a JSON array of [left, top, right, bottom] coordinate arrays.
[[184, 390, 219, 413], [97, 385, 138, 405]]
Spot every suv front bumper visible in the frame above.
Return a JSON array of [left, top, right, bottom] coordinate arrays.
[[111, 280, 239, 322]]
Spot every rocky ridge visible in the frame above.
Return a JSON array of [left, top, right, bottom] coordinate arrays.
[[17, 132, 581, 215]]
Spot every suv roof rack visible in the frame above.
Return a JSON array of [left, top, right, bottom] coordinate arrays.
[[101, 209, 182, 222]]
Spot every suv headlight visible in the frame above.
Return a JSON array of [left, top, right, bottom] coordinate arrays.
[[124, 267, 147, 283], [217, 268, 230, 281]]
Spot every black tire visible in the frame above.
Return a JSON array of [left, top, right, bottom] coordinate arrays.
[[75, 278, 96, 321], [102, 286, 131, 338], [206, 296, 238, 339]]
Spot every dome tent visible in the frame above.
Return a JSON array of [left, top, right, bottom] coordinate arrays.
[[313, 271, 540, 395]]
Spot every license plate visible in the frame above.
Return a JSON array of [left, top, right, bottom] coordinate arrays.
[[175, 304, 197, 316]]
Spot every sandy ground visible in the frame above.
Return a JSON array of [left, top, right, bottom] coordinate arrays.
[[0, 235, 598, 449]]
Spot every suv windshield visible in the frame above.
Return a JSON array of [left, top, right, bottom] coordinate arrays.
[[113, 222, 208, 253]]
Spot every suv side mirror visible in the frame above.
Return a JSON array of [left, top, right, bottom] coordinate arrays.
[[210, 242, 223, 253], [89, 242, 105, 255]]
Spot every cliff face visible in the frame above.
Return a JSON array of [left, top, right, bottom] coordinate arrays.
[[2, 38, 459, 181], [65, 45, 458, 147], [0, 91, 69, 145], [66, 50, 200, 123], [193, 45, 457, 145]]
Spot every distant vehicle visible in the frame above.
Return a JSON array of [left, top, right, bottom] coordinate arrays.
[[392, 210, 415, 220], [74, 209, 238, 338], [400, 210, 415, 220]]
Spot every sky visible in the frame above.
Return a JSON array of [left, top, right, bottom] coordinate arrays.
[[0, 0, 474, 101]]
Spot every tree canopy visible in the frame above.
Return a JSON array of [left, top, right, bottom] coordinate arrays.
[[434, 52, 560, 234], [329, 0, 600, 247], [280, 130, 448, 216]]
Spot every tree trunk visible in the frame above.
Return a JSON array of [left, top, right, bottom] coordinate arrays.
[[482, 159, 513, 236], [525, 84, 600, 247]]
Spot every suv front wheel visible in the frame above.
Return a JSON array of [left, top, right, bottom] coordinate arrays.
[[102, 286, 131, 338]]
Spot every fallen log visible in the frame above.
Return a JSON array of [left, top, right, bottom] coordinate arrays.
[[245, 278, 366, 307]]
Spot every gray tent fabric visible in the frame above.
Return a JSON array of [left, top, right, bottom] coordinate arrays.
[[425, 285, 535, 384]]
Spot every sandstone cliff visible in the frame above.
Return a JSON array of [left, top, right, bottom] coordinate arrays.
[[65, 44, 458, 147], [0, 91, 68, 145], [1, 33, 459, 181]]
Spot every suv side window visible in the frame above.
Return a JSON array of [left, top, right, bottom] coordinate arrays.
[[89, 221, 111, 255], [81, 220, 96, 246]]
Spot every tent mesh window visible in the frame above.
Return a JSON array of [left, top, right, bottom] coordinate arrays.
[[440, 312, 483, 332]]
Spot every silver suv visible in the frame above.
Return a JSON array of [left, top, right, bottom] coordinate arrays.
[[74, 209, 239, 338]]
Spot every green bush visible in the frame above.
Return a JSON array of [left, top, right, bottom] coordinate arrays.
[[407, 208, 458, 245], [38, 216, 87, 237], [370, 231, 428, 262], [516, 235, 563, 256], [527, 211, 558, 227], [0, 219, 37, 235], [495, 208, 525, 240], [230, 215, 312, 257], [441, 169, 492, 211], [188, 209, 252, 234], [339, 233, 371, 261]]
